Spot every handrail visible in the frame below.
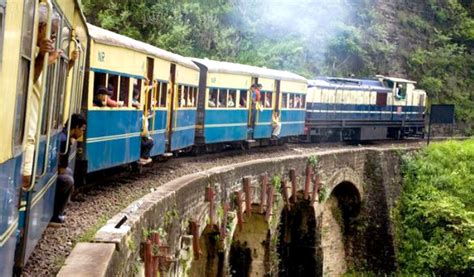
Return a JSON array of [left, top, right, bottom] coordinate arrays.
[[144, 86, 150, 117], [151, 82, 156, 131], [60, 37, 81, 155], [76, 40, 86, 112], [27, 0, 53, 190]]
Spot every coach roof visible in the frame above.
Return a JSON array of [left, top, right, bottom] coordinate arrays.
[[87, 24, 198, 70], [191, 58, 308, 83], [309, 77, 392, 92]]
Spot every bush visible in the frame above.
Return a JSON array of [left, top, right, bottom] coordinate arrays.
[[396, 139, 474, 275]]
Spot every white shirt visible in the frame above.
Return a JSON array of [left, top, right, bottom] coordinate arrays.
[[22, 79, 41, 177]]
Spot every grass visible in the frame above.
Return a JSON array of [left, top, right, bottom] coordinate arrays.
[[77, 215, 109, 243]]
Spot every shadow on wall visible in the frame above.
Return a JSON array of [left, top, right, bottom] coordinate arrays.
[[277, 197, 320, 277], [229, 212, 270, 277], [189, 225, 225, 277]]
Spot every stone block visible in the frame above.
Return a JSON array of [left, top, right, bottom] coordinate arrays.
[[57, 243, 115, 277]]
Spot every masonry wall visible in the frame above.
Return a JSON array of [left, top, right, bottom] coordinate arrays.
[[58, 146, 419, 277]]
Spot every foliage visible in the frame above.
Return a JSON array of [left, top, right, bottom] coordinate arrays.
[[81, 0, 473, 124], [308, 155, 319, 169], [271, 175, 281, 192], [318, 184, 329, 203], [396, 139, 474, 275]]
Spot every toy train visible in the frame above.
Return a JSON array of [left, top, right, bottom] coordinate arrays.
[[0, 1, 426, 275]]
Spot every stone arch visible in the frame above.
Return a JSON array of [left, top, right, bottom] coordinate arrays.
[[228, 205, 270, 277], [277, 198, 321, 276], [189, 224, 224, 277], [325, 167, 364, 201], [321, 168, 364, 276]]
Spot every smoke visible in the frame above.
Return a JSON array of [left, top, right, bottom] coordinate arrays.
[[238, 0, 351, 41], [232, 0, 355, 74]]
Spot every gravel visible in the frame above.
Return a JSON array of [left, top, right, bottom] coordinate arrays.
[[22, 140, 424, 276]]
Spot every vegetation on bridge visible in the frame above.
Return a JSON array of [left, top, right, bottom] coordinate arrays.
[[396, 139, 474, 275]]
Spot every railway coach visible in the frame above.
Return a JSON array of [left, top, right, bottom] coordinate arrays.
[[305, 76, 426, 141], [0, 0, 88, 275], [78, 24, 200, 173], [191, 58, 307, 150]]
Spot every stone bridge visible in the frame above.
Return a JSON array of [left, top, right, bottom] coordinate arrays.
[[58, 146, 417, 276]]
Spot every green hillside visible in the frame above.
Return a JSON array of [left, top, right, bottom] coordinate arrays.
[[82, 0, 473, 124]]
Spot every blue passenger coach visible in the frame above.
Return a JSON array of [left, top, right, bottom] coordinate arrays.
[[305, 76, 427, 141], [0, 0, 88, 275], [191, 58, 308, 148], [80, 25, 199, 173]]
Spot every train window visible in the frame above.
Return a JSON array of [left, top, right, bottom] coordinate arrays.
[[0, 0, 5, 63], [190, 87, 197, 107], [218, 89, 227, 108], [395, 83, 407, 100], [178, 85, 184, 107], [209, 88, 218, 107], [133, 79, 142, 103], [153, 82, 160, 107], [61, 25, 71, 54], [93, 72, 107, 96], [186, 86, 195, 107], [13, 0, 36, 147], [281, 93, 288, 109], [264, 91, 272, 108], [239, 90, 248, 108], [294, 94, 303, 109], [184, 86, 190, 107], [119, 76, 130, 106], [160, 82, 167, 107], [289, 94, 296, 108], [260, 91, 265, 107], [301, 95, 306, 109], [228, 89, 236, 108], [53, 58, 68, 128], [41, 66, 56, 134], [383, 79, 395, 89], [107, 75, 119, 101]]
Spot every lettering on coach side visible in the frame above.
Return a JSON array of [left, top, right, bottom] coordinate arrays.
[[98, 51, 105, 62]]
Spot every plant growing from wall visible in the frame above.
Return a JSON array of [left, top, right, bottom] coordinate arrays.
[[318, 183, 330, 203], [271, 175, 282, 192], [308, 155, 319, 170]]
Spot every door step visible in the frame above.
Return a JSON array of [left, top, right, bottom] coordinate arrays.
[[163, 152, 173, 157]]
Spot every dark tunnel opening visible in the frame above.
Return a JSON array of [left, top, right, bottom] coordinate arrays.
[[331, 181, 361, 237]]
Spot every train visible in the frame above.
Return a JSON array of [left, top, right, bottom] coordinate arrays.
[[0, 1, 426, 275]]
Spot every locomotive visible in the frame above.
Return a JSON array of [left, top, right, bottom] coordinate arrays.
[[0, 1, 426, 275]]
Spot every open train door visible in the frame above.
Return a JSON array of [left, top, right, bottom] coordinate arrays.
[[143, 57, 155, 139], [247, 77, 258, 140], [275, 80, 281, 112], [166, 64, 177, 152]]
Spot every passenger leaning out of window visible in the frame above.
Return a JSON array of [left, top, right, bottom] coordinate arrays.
[[132, 89, 141, 109], [51, 114, 87, 224], [106, 84, 124, 107], [271, 111, 281, 139], [22, 4, 78, 191], [93, 86, 109, 107]]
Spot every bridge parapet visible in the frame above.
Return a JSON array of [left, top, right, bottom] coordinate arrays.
[[58, 145, 419, 276]]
